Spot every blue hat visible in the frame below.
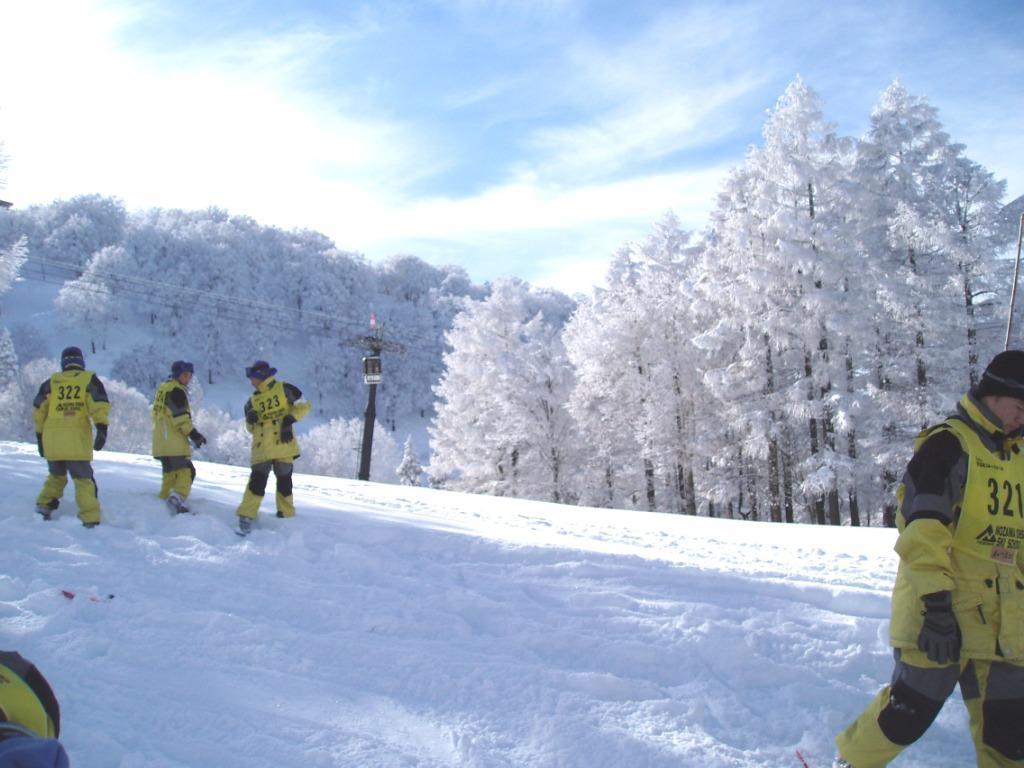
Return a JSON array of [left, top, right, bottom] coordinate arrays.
[[171, 360, 194, 377], [245, 360, 277, 381], [60, 346, 85, 371]]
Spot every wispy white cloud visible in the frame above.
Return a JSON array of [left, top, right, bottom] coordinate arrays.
[[513, 4, 774, 182], [0, 0, 1019, 298], [0, 3, 431, 199], [353, 163, 729, 292], [527, 78, 762, 181]]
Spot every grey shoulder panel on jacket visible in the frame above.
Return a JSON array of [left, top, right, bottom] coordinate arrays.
[[32, 379, 52, 409], [87, 373, 109, 403], [283, 382, 303, 403]]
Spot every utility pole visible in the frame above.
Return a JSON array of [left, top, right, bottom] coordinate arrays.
[[357, 314, 384, 481]]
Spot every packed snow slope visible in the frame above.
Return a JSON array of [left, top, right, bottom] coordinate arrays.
[[0, 441, 973, 767]]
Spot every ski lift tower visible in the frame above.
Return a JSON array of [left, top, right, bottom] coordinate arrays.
[[358, 313, 385, 481]]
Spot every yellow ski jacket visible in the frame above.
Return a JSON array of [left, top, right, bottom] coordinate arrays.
[[33, 369, 110, 461], [889, 394, 1024, 661], [152, 378, 196, 458], [243, 376, 311, 464]]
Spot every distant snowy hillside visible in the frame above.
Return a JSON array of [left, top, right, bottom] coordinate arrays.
[[1, 441, 973, 767], [0, 196, 513, 445]]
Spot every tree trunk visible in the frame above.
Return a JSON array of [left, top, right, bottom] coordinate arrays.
[[765, 335, 782, 522], [746, 455, 759, 522], [768, 435, 782, 522], [550, 447, 561, 504], [783, 440, 795, 524], [644, 458, 656, 511], [685, 468, 697, 516], [964, 268, 979, 387], [806, 350, 826, 525], [827, 488, 841, 526]]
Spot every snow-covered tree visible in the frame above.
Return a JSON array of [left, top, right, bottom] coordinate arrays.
[[15, 359, 58, 441], [7, 323, 48, 366], [54, 245, 124, 352], [0, 326, 17, 386], [111, 342, 171, 395], [0, 381, 21, 440], [431, 279, 578, 502], [696, 77, 866, 524], [564, 214, 705, 513], [30, 195, 127, 270], [853, 81, 1011, 522], [0, 236, 27, 295], [193, 406, 250, 467], [103, 379, 151, 455], [396, 436, 423, 486], [298, 416, 400, 481]]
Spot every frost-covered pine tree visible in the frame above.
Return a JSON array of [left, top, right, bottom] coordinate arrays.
[[564, 267, 648, 509], [0, 326, 18, 386], [564, 213, 704, 513], [0, 236, 27, 295], [0, 327, 20, 439], [297, 416, 400, 482], [697, 77, 866, 524], [430, 279, 578, 502], [103, 379, 152, 455], [396, 436, 423, 486], [54, 245, 122, 352], [853, 81, 1011, 523]]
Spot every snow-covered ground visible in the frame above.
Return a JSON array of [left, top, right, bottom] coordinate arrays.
[[1, 441, 973, 767]]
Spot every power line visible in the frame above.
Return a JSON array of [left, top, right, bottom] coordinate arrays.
[[16, 255, 478, 375]]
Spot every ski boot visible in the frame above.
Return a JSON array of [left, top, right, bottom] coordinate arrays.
[[166, 491, 189, 515], [236, 516, 253, 537]]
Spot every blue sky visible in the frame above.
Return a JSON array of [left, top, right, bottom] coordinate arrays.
[[1, 0, 1022, 294]]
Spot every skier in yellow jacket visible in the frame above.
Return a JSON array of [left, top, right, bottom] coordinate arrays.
[[235, 360, 310, 535], [33, 346, 110, 528], [152, 360, 206, 514], [834, 350, 1024, 768]]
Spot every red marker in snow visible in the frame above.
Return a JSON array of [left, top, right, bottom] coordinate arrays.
[[61, 589, 114, 602]]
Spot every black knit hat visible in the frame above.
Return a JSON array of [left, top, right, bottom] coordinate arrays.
[[976, 350, 1024, 399], [60, 346, 85, 371]]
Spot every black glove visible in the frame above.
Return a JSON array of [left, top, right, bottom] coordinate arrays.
[[36, 433, 44, 457], [93, 424, 107, 451], [917, 591, 961, 664], [280, 415, 296, 443], [246, 409, 259, 425], [189, 429, 207, 449]]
